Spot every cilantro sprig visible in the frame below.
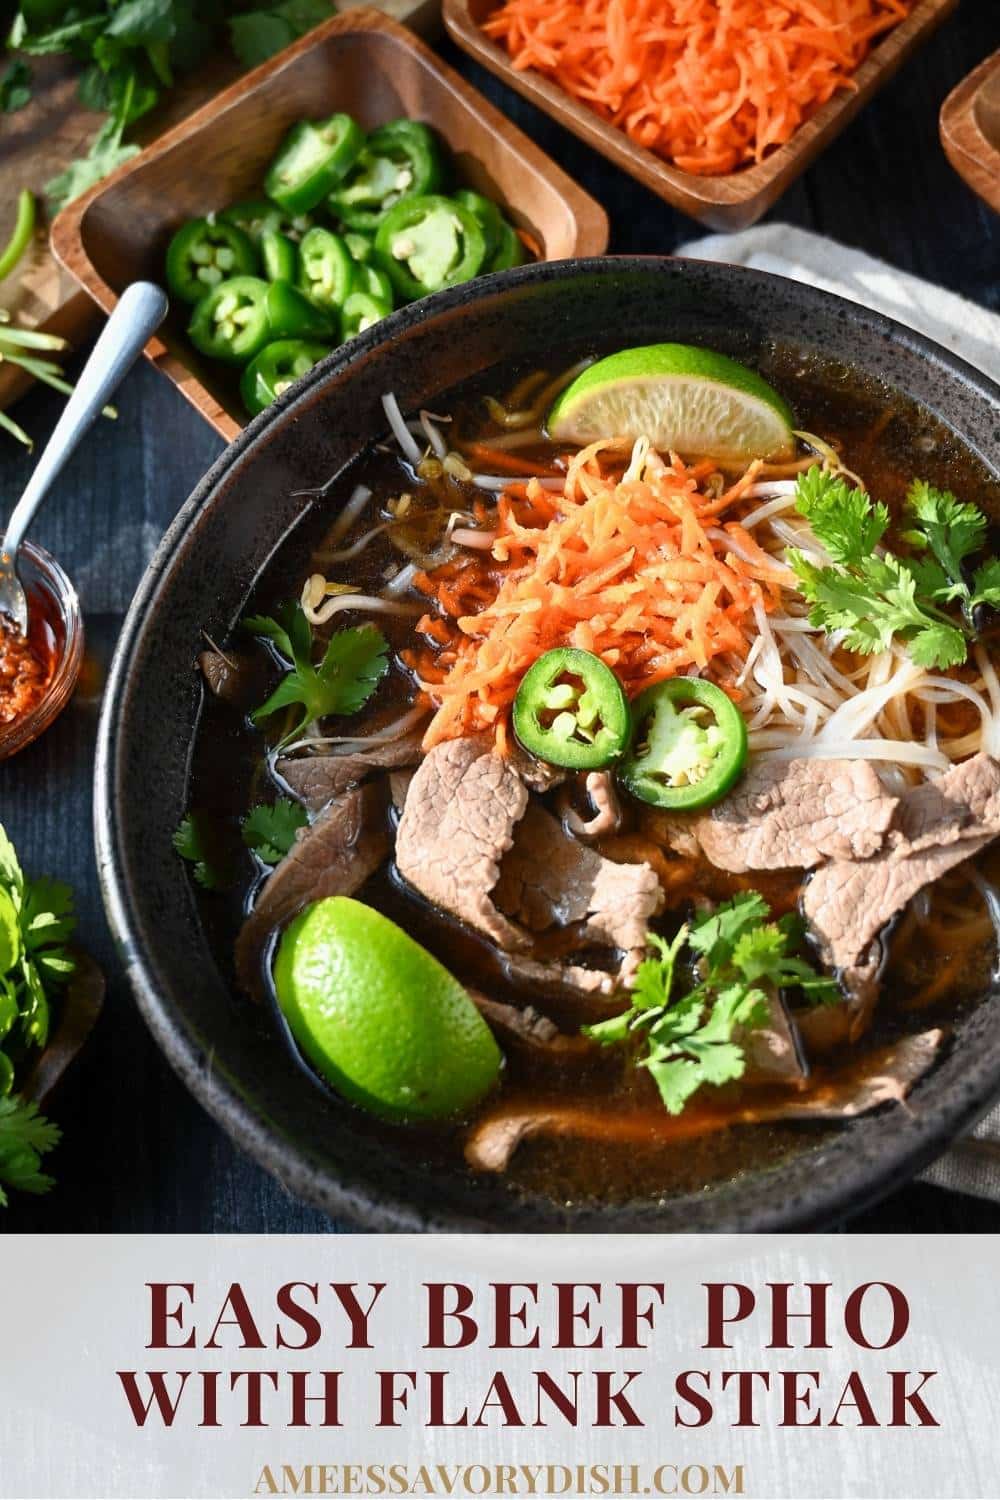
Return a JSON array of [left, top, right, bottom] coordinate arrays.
[[787, 471, 999, 670], [0, 824, 77, 1096], [585, 893, 837, 1116], [174, 798, 307, 888], [7, 2, 335, 210], [244, 601, 389, 747], [0, 1096, 60, 1208]]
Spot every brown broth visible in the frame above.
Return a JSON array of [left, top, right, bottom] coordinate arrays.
[[186, 344, 1000, 1208]]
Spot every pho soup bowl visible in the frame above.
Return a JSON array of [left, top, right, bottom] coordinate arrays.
[[96, 257, 1000, 1231]]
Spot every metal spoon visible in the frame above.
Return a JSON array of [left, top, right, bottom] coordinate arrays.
[[0, 281, 169, 635]]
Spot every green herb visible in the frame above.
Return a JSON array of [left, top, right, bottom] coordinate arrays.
[[0, 824, 77, 1093], [229, 1, 334, 67], [171, 812, 231, 891], [0, 1096, 60, 1208], [0, 59, 32, 112], [585, 893, 837, 1116], [788, 471, 997, 670], [45, 70, 142, 211], [7, 2, 335, 209], [244, 602, 389, 745], [242, 798, 307, 864]]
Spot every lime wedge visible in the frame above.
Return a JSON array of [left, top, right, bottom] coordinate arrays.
[[548, 343, 795, 462], [274, 896, 502, 1121]]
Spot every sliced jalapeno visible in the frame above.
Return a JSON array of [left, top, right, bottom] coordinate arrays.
[[298, 226, 355, 311], [512, 648, 630, 770], [486, 218, 527, 272], [265, 114, 365, 214], [240, 339, 332, 417], [342, 290, 391, 339], [264, 279, 337, 341], [344, 231, 375, 264], [355, 263, 393, 306], [260, 229, 298, 283], [619, 679, 748, 812], [166, 218, 258, 304], [188, 275, 271, 364], [374, 194, 485, 301], [453, 190, 504, 262], [328, 118, 444, 232], [220, 198, 313, 244]]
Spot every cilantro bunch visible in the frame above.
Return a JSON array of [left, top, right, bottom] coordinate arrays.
[[0, 824, 74, 1208], [6, 2, 337, 210], [243, 601, 389, 747], [787, 470, 1000, 670], [586, 893, 837, 1116]]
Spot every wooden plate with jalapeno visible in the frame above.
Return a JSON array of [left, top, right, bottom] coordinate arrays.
[[50, 8, 609, 441]]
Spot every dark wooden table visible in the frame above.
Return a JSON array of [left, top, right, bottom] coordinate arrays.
[[3, 2, 1000, 1232]]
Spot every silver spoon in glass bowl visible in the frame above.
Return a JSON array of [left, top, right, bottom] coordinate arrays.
[[0, 281, 169, 635]]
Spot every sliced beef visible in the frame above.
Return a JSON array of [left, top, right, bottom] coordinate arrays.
[[493, 802, 660, 958], [236, 783, 388, 997], [278, 729, 425, 812], [741, 992, 809, 1089], [395, 738, 661, 1000], [465, 1030, 942, 1172], [804, 754, 1000, 976], [469, 992, 594, 1066], [395, 738, 529, 949], [646, 758, 898, 873]]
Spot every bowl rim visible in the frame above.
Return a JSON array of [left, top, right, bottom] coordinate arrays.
[[95, 255, 1000, 1230], [0, 539, 84, 762]]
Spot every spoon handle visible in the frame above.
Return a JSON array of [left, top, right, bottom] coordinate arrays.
[[3, 281, 169, 560]]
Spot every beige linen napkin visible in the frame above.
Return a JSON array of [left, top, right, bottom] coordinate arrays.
[[678, 224, 1000, 1201]]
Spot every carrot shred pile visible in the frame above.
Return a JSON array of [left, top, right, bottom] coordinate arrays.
[[406, 442, 793, 751], [482, 0, 914, 174]]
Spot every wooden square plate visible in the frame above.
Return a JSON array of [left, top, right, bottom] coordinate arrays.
[[940, 49, 1000, 217], [444, 0, 959, 231], [50, 7, 608, 442]]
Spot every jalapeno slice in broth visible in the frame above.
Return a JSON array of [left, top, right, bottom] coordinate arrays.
[[619, 678, 748, 811], [166, 218, 259, 304], [513, 648, 631, 770], [265, 114, 365, 214]]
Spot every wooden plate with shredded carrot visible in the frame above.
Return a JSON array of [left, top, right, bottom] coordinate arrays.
[[444, 0, 959, 229]]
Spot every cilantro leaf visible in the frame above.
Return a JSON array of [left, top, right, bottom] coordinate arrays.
[[45, 96, 140, 210], [587, 893, 838, 1115], [905, 480, 987, 594], [242, 799, 308, 865], [1, 61, 33, 113], [970, 557, 1000, 614], [229, 1, 335, 67], [246, 602, 389, 745], [794, 468, 890, 564], [687, 890, 769, 970], [0, 1095, 60, 1209], [172, 813, 230, 892]]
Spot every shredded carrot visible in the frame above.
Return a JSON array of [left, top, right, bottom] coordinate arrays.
[[406, 445, 787, 751], [482, 0, 914, 175]]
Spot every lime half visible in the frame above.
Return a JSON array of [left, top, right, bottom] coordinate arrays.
[[274, 896, 502, 1121], [548, 343, 795, 463]]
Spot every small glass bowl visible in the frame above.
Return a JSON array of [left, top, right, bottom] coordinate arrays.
[[0, 541, 84, 762]]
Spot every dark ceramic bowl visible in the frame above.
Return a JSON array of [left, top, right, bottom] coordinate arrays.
[[96, 258, 1000, 1231]]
